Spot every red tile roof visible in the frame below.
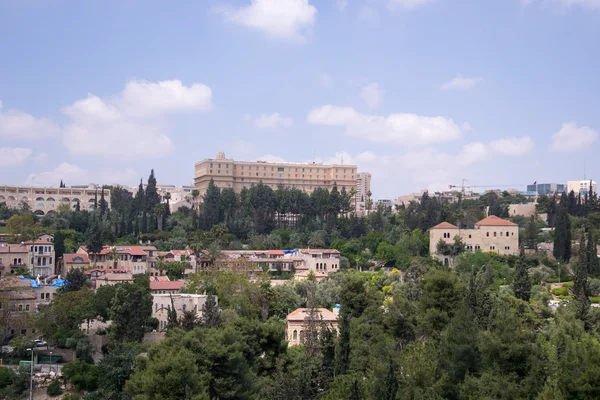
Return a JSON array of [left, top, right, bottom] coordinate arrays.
[[295, 265, 308, 270], [101, 273, 133, 281], [475, 215, 517, 227], [62, 253, 90, 264], [267, 250, 285, 256], [286, 308, 337, 322], [150, 281, 185, 291], [79, 245, 148, 256], [0, 244, 28, 253], [431, 222, 458, 229]]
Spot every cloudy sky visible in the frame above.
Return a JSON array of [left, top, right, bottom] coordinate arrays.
[[1, 0, 599, 199]]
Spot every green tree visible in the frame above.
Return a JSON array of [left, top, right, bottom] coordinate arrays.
[[64, 268, 88, 292], [525, 215, 538, 251], [110, 283, 153, 343], [86, 218, 104, 265], [202, 294, 221, 328], [62, 359, 99, 392], [513, 258, 532, 302], [553, 199, 571, 262]]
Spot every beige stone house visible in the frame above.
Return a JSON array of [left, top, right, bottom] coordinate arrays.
[[430, 215, 519, 265], [0, 276, 37, 339], [286, 308, 338, 347], [152, 293, 214, 331]]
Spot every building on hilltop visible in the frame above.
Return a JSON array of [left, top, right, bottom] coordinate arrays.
[[194, 152, 358, 197], [526, 183, 566, 196], [567, 180, 597, 196], [0, 184, 111, 217], [286, 307, 338, 346], [0, 276, 36, 341], [355, 172, 372, 215], [430, 215, 519, 266], [0, 236, 55, 277]]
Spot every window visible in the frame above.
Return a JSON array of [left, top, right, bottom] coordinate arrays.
[[490, 246, 495, 250], [18, 304, 23, 311], [183, 304, 187, 312], [293, 330, 298, 340], [493, 232, 497, 237], [505, 246, 510, 250], [506, 231, 510, 237], [500, 232, 503, 237], [468, 234, 472, 238], [25, 305, 30, 311]]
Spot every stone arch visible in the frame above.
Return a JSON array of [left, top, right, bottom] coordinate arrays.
[[33, 210, 45, 216]]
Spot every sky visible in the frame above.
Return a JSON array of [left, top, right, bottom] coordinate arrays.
[[1, 0, 599, 200]]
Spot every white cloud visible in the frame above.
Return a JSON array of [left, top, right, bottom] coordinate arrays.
[[307, 105, 463, 145], [26, 162, 139, 187], [458, 142, 488, 166], [62, 79, 212, 158], [0, 101, 60, 140], [387, 0, 435, 9], [360, 83, 384, 109], [524, 0, 600, 10], [254, 113, 293, 129], [0, 147, 32, 168], [549, 122, 598, 152], [441, 75, 484, 90], [214, 0, 317, 42], [336, 0, 348, 11], [488, 136, 534, 156]]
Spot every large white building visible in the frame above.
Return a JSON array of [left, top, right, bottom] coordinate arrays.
[[567, 180, 597, 197], [0, 185, 110, 216], [355, 172, 372, 214]]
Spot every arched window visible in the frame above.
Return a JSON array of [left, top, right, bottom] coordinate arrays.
[[182, 304, 187, 312], [494, 232, 497, 237], [293, 330, 298, 340], [486, 232, 489, 237], [444, 258, 449, 266], [506, 231, 509, 237], [18, 304, 23, 311], [47, 197, 55, 202], [299, 330, 305, 342]]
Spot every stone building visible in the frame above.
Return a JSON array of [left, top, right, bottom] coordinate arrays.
[[286, 307, 338, 347], [430, 215, 519, 265]]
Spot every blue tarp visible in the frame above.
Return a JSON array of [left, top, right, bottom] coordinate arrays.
[[50, 279, 65, 287], [283, 249, 299, 255], [19, 277, 40, 288]]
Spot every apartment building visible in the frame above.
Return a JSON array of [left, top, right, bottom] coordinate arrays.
[[76, 245, 156, 275], [430, 216, 519, 265], [286, 307, 338, 346], [0, 276, 37, 340], [126, 184, 195, 212], [0, 184, 110, 216], [0, 238, 55, 277], [567, 180, 598, 196], [58, 253, 91, 275], [355, 172, 372, 215], [194, 152, 358, 196], [152, 293, 214, 331], [297, 249, 341, 275]]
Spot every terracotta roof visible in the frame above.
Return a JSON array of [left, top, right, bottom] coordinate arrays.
[[0, 244, 28, 253], [62, 253, 90, 264], [101, 273, 133, 281], [267, 250, 285, 256], [150, 280, 185, 291], [141, 246, 158, 251], [295, 265, 309, 270], [171, 250, 193, 256], [430, 222, 458, 229], [79, 245, 148, 256], [286, 308, 338, 322], [150, 276, 170, 282], [475, 215, 517, 227], [23, 240, 54, 245]]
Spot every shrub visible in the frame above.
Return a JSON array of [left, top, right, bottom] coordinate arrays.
[[47, 379, 62, 396], [61, 394, 81, 400], [552, 287, 569, 296], [546, 276, 574, 283], [563, 281, 574, 289], [0, 366, 14, 389], [62, 359, 99, 392], [589, 297, 600, 304]]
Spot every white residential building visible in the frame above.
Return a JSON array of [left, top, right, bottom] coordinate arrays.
[[567, 180, 597, 197], [355, 172, 372, 215]]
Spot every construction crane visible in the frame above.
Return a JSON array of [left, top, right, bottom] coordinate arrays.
[[448, 178, 524, 195]]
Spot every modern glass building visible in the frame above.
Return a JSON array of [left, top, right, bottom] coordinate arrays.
[[526, 183, 566, 195]]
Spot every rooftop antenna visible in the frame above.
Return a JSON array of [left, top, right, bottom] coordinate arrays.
[[341, 156, 344, 165], [313, 148, 316, 163]]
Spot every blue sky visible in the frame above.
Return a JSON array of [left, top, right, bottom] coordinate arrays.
[[1, 0, 599, 199]]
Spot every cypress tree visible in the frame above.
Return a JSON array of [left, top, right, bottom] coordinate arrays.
[[335, 310, 351, 376], [94, 189, 98, 210], [167, 295, 178, 330], [525, 215, 538, 251], [573, 227, 591, 326], [382, 361, 399, 400], [86, 218, 104, 265], [513, 258, 532, 302], [54, 230, 65, 268], [553, 196, 571, 263], [99, 188, 107, 218]]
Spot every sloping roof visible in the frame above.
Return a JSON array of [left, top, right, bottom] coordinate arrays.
[[0, 244, 28, 253], [286, 308, 338, 322], [300, 249, 340, 255], [23, 240, 54, 245], [79, 245, 148, 256], [150, 280, 185, 291], [295, 265, 309, 270], [430, 222, 458, 230], [101, 273, 133, 281], [267, 250, 285, 256], [63, 253, 90, 264], [475, 215, 517, 227]]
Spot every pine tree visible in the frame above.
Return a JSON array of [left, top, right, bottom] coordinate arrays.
[[319, 322, 336, 391], [54, 230, 65, 268], [99, 187, 107, 218], [75, 200, 80, 212], [553, 197, 571, 262], [513, 258, 532, 302], [382, 361, 398, 400], [145, 170, 160, 231], [94, 190, 98, 210], [86, 218, 104, 265], [573, 227, 591, 326], [349, 379, 362, 400], [202, 294, 221, 328], [335, 309, 351, 376], [525, 215, 538, 251], [166, 295, 178, 330]]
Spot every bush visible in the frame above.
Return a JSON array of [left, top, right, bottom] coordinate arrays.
[[589, 297, 600, 304], [0, 366, 14, 389], [563, 281, 574, 288], [61, 394, 81, 400], [47, 379, 62, 396], [546, 276, 574, 283], [62, 359, 99, 392], [552, 287, 569, 296]]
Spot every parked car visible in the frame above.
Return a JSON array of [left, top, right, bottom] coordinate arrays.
[[33, 339, 47, 347]]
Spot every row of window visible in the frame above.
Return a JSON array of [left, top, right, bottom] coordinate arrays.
[[0, 303, 31, 312], [486, 231, 513, 237], [209, 163, 355, 175], [465, 245, 510, 251], [154, 303, 197, 312]]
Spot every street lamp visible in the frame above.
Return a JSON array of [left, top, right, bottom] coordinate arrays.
[[49, 351, 53, 374], [26, 347, 35, 400], [558, 262, 561, 284]]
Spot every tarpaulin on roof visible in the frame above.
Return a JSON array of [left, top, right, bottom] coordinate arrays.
[[20, 277, 39, 288], [50, 279, 65, 287], [283, 249, 299, 254]]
